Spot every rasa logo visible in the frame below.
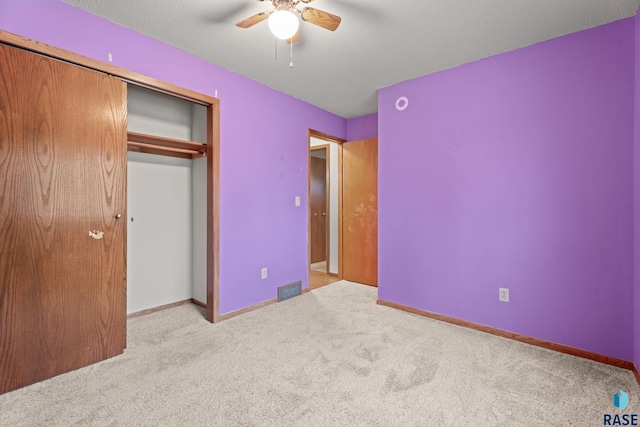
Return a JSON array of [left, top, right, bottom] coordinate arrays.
[[604, 390, 638, 426]]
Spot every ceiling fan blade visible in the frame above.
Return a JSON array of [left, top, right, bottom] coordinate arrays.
[[301, 7, 341, 31], [236, 12, 270, 29], [286, 29, 301, 44], [299, 0, 316, 3]]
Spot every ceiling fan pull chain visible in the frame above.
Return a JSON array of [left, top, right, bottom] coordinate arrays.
[[275, 37, 278, 61], [290, 37, 293, 68]]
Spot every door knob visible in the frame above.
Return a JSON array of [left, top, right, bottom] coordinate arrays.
[[314, 213, 317, 216], [321, 213, 326, 216], [115, 214, 122, 219], [88, 230, 104, 240]]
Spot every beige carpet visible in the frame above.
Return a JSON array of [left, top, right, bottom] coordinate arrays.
[[0, 281, 638, 426]]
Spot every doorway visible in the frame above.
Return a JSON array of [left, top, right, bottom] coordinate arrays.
[[308, 130, 344, 289], [310, 146, 329, 271]]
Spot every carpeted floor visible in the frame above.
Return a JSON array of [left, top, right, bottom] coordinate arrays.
[[0, 281, 637, 426]]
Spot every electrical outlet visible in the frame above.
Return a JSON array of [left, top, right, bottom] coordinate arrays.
[[261, 267, 268, 279], [499, 288, 509, 303], [295, 196, 301, 207]]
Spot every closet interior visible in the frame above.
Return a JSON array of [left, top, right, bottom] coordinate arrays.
[[126, 85, 208, 314]]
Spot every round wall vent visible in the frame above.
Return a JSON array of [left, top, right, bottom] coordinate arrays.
[[395, 96, 409, 111]]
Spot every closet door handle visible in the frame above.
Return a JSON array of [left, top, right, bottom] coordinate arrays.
[[88, 230, 104, 240], [115, 214, 122, 219]]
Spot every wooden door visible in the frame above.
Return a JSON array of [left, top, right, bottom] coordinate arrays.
[[0, 45, 127, 394], [310, 154, 327, 263], [342, 138, 378, 286]]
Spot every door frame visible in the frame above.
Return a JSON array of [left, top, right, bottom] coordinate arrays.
[[310, 145, 330, 272], [308, 129, 347, 280], [0, 30, 221, 323]]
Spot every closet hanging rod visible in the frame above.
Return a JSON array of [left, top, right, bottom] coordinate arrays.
[[127, 142, 199, 160], [127, 132, 207, 154]]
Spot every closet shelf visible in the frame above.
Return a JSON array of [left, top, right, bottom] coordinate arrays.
[[127, 131, 207, 159]]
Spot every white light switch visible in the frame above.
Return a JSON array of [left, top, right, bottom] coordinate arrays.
[[295, 196, 300, 207]]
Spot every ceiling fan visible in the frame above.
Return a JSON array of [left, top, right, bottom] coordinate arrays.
[[236, 0, 342, 43]]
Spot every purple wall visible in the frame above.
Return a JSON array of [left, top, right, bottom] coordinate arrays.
[[0, 0, 347, 315], [346, 113, 378, 141], [379, 19, 635, 360]]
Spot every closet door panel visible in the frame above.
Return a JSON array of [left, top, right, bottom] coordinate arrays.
[[0, 45, 127, 394]]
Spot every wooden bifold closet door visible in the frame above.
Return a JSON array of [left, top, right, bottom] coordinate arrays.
[[0, 44, 127, 394]]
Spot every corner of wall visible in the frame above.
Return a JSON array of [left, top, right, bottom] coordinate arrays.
[[633, 9, 640, 370], [346, 113, 379, 141]]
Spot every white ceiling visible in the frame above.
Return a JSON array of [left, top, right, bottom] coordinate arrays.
[[64, 0, 640, 118]]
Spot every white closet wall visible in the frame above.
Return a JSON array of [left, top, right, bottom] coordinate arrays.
[[128, 86, 193, 141], [127, 154, 192, 313], [126, 85, 201, 314]]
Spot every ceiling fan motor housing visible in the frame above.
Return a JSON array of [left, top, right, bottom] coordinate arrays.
[[273, 0, 297, 10], [236, 0, 341, 38]]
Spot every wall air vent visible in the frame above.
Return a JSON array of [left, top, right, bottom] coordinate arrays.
[[278, 281, 302, 302]]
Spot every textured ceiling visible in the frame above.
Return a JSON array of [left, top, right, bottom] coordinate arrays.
[[63, 0, 640, 118]]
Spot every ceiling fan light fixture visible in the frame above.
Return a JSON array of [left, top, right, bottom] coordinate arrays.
[[268, 9, 299, 40]]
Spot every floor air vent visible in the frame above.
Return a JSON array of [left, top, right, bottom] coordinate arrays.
[[278, 281, 302, 302]]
